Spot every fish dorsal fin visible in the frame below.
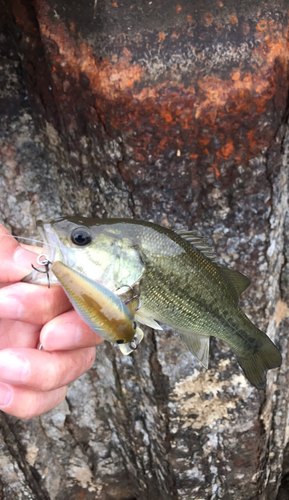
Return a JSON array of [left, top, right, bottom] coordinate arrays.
[[177, 329, 210, 368], [175, 229, 218, 262], [135, 310, 163, 330], [219, 266, 251, 296]]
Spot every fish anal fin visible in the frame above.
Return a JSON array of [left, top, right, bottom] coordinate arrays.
[[178, 330, 210, 368], [175, 229, 218, 263], [219, 267, 251, 296]]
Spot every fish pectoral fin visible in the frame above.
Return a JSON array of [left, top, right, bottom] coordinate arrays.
[[219, 266, 251, 296], [178, 330, 210, 368], [135, 310, 163, 330]]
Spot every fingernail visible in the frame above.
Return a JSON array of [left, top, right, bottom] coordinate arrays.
[[13, 247, 38, 270], [0, 293, 22, 319], [42, 324, 83, 350], [0, 383, 12, 406], [0, 352, 30, 383]]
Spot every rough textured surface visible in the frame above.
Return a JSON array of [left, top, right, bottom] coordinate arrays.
[[0, 0, 289, 499]]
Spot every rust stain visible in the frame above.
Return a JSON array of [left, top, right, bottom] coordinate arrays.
[[212, 164, 220, 180], [220, 141, 234, 158], [230, 15, 238, 24], [257, 20, 268, 32], [187, 15, 193, 23], [38, 15, 145, 99], [231, 70, 241, 81], [204, 13, 214, 26], [176, 5, 182, 14], [33, 2, 288, 183]]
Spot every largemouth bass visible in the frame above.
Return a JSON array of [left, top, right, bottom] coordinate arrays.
[[51, 261, 143, 355], [25, 217, 281, 389]]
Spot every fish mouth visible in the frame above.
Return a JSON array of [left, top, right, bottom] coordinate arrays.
[[36, 220, 58, 263], [22, 220, 77, 285]]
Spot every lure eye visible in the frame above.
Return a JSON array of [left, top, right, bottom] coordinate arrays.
[[133, 321, 137, 330], [71, 227, 92, 246], [117, 339, 125, 344]]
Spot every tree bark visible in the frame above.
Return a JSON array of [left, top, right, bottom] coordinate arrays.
[[0, 0, 289, 499]]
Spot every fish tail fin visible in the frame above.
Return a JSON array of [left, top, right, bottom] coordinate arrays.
[[236, 331, 281, 389]]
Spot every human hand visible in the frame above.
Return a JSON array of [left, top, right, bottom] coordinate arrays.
[[0, 223, 103, 419]]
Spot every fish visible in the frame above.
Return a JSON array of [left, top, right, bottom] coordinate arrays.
[[50, 261, 143, 355], [24, 217, 282, 388]]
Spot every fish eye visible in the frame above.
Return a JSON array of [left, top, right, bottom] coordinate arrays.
[[133, 321, 137, 330], [71, 227, 92, 246], [116, 339, 125, 344]]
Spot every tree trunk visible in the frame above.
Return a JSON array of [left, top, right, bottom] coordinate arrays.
[[0, 0, 289, 498]]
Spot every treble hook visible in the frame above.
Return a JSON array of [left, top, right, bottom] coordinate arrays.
[[31, 254, 52, 288], [115, 284, 141, 310]]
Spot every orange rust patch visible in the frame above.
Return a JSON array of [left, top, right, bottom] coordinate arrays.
[[159, 32, 165, 41], [212, 164, 220, 180], [220, 141, 234, 158], [176, 5, 182, 14], [33, 1, 289, 181], [112, 1, 118, 6], [187, 14, 192, 23], [219, 2, 223, 6], [204, 13, 214, 26], [37, 15, 146, 99], [257, 20, 268, 32], [230, 15, 238, 24], [231, 70, 241, 81], [198, 137, 210, 146]]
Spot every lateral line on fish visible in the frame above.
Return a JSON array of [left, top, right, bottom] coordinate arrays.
[[151, 277, 256, 349]]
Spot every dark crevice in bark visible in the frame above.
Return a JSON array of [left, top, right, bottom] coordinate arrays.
[[148, 331, 179, 499], [256, 402, 269, 496], [257, 76, 289, 498], [276, 113, 289, 500], [110, 351, 146, 497], [0, 413, 50, 500], [0, 477, 4, 500], [6, 0, 61, 133], [63, 396, 95, 472], [277, 443, 289, 500]]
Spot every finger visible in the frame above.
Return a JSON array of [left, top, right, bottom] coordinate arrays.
[[20, 243, 44, 254], [40, 309, 104, 350], [0, 320, 40, 349], [0, 346, 96, 391], [0, 383, 67, 419], [0, 283, 72, 324], [0, 224, 40, 282]]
